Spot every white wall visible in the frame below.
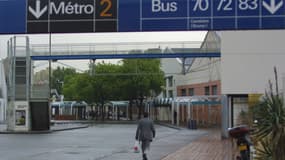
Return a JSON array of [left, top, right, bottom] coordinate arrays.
[[161, 58, 182, 75], [161, 58, 181, 97], [221, 30, 285, 94], [175, 58, 220, 86], [176, 31, 221, 86]]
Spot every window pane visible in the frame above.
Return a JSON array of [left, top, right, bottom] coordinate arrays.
[[204, 86, 210, 95], [168, 77, 173, 87], [168, 90, 173, 98], [181, 89, 186, 96], [188, 88, 194, 96], [212, 85, 218, 95]]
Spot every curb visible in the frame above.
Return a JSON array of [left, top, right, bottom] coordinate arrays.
[[155, 122, 183, 130], [0, 124, 89, 134], [52, 124, 89, 132]]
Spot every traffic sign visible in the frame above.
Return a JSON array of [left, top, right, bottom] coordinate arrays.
[[1, 0, 285, 34]]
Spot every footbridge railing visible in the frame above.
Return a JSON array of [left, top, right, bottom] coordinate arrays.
[[30, 41, 221, 60]]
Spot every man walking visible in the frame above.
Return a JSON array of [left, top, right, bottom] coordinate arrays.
[[135, 112, 156, 160]]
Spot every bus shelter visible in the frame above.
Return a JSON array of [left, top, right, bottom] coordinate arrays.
[[109, 101, 129, 120], [51, 101, 87, 120], [172, 96, 221, 127]]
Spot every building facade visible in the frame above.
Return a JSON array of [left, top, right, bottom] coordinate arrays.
[[220, 30, 285, 137], [159, 32, 222, 126]]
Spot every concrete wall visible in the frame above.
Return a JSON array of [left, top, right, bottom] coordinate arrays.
[[175, 58, 220, 86], [221, 30, 285, 94], [176, 31, 221, 87], [161, 58, 181, 97]]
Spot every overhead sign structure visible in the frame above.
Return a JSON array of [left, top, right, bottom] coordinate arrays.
[[1, 0, 285, 34], [27, 0, 117, 33]]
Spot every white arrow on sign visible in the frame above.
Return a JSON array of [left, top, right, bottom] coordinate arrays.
[[28, 0, 47, 19], [263, 0, 283, 14]]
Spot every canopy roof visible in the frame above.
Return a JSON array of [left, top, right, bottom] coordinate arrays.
[[173, 96, 221, 105], [109, 101, 129, 107]]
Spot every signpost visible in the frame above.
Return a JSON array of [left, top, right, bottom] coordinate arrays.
[[1, 0, 285, 34]]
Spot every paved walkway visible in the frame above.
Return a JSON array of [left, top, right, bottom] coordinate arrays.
[[1, 122, 236, 160], [162, 129, 235, 160], [0, 124, 207, 160]]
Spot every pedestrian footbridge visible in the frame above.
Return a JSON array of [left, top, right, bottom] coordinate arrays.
[[29, 41, 220, 60]]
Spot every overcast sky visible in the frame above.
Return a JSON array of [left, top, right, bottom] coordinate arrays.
[[0, 31, 207, 71]]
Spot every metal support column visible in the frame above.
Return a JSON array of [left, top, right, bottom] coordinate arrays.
[[177, 102, 179, 126], [171, 100, 174, 125], [221, 95, 229, 139]]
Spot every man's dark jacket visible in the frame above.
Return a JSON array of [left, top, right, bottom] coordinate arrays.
[[135, 118, 155, 141]]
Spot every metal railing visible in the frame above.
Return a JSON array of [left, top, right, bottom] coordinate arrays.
[[30, 41, 219, 56]]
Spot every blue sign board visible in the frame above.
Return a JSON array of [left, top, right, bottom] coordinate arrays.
[[0, 0, 26, 34], [1, 0, 285, 34]]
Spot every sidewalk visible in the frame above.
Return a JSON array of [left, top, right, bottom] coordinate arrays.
[[161, 129, 235, 160]]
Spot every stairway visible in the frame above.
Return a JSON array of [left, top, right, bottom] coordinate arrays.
[[0, 60, 7, 122]]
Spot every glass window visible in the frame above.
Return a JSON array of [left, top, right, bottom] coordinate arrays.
[[168, 77, 173, 87], [188, 88, 194, 96], [168, 90, 173, 98], [181, 89, 186, 96], [204, 86, 210, 95], [212, 85, 218, 95], [163, 91, 166, 98]]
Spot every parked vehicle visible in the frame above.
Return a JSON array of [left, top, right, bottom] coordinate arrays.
[[228, 125, 253, 160]]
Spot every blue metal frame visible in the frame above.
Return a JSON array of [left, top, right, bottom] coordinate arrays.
[[31, 52, 221, 60]]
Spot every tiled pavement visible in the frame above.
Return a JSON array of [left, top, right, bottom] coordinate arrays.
[[162, 129, 235, 160]]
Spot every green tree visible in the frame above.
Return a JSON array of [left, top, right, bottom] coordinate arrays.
[[90, 62, 122, 120], [51, 67, 76, 94], [62, 58, 165, 121], [253, 67, 285, 160], [62, 73, 92, 102], [121, 59, 165, 119]]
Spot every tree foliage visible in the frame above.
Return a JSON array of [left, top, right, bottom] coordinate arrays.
[[63, 73, 92, 102], [120, 59, 165, 118], [51, 67, 76, 94], [61, 59, 165, 120]]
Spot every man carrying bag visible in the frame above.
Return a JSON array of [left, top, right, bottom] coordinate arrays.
[[135, 112, 156, 160]]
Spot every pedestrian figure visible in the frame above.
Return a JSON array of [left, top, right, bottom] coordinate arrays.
[[90, 110, 95, 120], [174, 110, 177, 124], [135, 112, 155, 160]]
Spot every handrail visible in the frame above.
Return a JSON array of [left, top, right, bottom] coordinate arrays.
[[30, 41, 220, 57]]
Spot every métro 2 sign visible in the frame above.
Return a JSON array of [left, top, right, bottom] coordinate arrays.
[[0, 0, 285, 34]]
